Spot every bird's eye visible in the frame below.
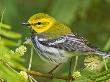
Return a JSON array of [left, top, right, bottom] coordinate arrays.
[[37, 22, 42, 25]]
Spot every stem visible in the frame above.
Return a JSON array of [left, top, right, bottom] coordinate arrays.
[[69, 58, 72, 75], [103, 38, 110, 51], [29, 75, 38, 82], [0, 8, 6, 56], [0, 8, 6, 23], [2, 60, 18, 74], [103, 38, 110, 71], [68, 58, 73, 82], [73, 56, 78, 72], [103, 58, 108, 71], [28, 46, 33, 71]]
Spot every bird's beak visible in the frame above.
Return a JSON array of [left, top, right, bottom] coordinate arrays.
[[22, 22, 31, 27]]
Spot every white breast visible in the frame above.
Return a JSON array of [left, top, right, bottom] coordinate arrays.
[[32, 36, 68, 64]]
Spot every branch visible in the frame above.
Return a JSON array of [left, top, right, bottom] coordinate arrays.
[[25, 70, 74, 81], [2, 60, 74, 81]]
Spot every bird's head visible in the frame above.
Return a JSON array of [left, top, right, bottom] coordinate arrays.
[[22, 13, 56, 33]]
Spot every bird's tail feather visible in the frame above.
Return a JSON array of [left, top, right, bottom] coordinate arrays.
[[95, 50, 110, 57]]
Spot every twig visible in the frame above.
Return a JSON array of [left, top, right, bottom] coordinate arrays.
[[28, 75, 38, 82], [28, 46, 33, 70], [25, 70, 74, 81], [73, 56, 78, 72], [1, 60, 74, 81]]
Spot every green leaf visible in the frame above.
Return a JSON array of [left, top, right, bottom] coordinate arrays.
[[1, 38, 20, 46], [0, 63, 26, 82], [0, 23, 11, 29], [0, 28, 21, 39], [0, 46, 10, 54]]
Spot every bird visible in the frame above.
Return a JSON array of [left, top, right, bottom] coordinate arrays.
[[22, 13, 110, 73]]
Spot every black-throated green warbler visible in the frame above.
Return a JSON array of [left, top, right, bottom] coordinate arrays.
[[22, 13, 110, 64]]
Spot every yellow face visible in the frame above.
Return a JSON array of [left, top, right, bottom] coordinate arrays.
[[27, 13, 56, 33]]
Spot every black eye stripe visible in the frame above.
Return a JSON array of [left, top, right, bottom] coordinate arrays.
[[32, 22, 41, 26], [37, 22, 42, 25], [33, 22, 49, 26]]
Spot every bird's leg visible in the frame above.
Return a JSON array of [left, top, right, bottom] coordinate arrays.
[[68, 58, 73, 82], [48, 63, 61, 74]]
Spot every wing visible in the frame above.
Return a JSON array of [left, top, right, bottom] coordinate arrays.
[[38, 33, 97, 53]]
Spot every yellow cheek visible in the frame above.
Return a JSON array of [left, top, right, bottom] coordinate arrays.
[[32, 26, 50, 33], [32, 22, 54, 33], [29, 18, 56, 33]]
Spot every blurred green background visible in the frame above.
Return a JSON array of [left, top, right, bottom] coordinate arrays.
[[1, 0, 110, 47], [0, 0, 110, 82]]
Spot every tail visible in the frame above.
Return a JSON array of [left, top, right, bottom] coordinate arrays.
[[95, 50, 110, 57]]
